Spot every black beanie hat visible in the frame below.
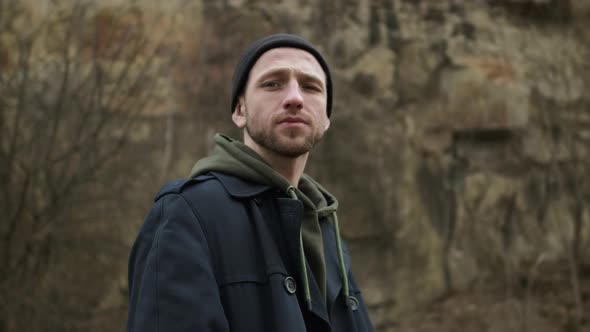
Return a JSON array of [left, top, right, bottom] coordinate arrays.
[[230, 33, 333, 117]]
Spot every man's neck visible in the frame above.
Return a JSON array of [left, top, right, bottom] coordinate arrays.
[[244, 139, 308, 188]]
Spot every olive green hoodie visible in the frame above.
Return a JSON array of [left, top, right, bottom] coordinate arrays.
[[189, 133, 344, 307]]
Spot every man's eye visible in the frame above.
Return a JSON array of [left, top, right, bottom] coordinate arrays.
[[262, 81, 280, 88], [303, 85, 321, 92]]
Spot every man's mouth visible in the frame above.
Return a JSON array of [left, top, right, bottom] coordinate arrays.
[[278, 116, 307, 125]]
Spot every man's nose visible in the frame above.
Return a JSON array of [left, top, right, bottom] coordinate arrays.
[[282, 80, 303, 111]]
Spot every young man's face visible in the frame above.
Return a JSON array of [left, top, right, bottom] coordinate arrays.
[[232, 47, 330, 158]]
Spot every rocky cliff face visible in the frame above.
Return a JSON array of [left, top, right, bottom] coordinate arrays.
[[180, 1, 590, 331], [3, 1, 589, 331]]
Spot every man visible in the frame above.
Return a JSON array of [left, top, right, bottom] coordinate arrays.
[[127, 34, 374, 332]]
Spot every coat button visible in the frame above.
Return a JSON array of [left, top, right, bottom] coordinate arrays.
[[347, 296, 359, 311], [284, 276, 297, 294]]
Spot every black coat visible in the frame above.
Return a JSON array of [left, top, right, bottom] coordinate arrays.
[[127, 172, 374, 332]]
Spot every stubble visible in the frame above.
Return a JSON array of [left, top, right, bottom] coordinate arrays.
[[244, 106, 323, 158]]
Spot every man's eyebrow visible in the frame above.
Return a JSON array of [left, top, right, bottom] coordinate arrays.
[[255, 68, 325, 87], [298, 72, 325, 87]]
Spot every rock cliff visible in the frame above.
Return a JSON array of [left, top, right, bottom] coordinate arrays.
[[2, 1, 589, 331]]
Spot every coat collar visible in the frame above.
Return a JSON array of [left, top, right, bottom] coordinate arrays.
[[211, 172, 274, 198]]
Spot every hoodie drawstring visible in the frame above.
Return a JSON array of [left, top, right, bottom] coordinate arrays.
[[299, 231, 313, 311], [287, 186, 351, 310], [331, 211, 350, 307], [287, 186, 313, 311]]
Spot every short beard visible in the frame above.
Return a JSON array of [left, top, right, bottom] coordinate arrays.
[[244, 107, 323, 158]]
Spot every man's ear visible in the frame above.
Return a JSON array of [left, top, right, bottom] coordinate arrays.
[[232, 97, 246, 128]]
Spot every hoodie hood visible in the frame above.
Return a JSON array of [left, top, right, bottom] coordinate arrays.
[[189, 133, 341, 304], [190, 134, 338, 214]]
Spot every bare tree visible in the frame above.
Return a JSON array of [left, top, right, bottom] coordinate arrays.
[[0, 1, 176, 330]]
